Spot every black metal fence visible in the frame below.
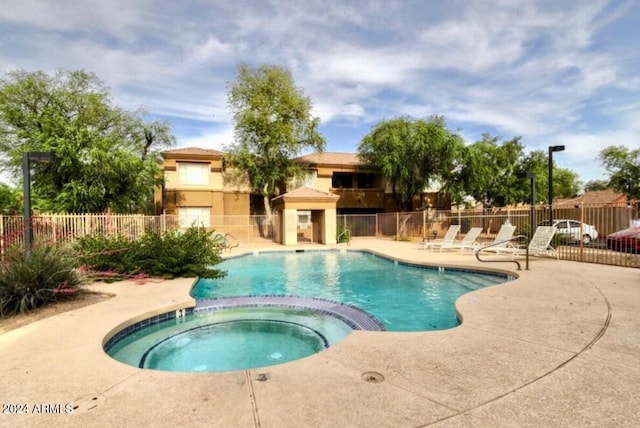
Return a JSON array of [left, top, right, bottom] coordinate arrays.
[[340, 202, 640, 268]]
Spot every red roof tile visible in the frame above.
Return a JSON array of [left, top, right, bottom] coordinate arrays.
[[555, 189, 627, 207]]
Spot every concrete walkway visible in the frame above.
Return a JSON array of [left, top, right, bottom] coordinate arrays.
[[0, 239, 638, 427]]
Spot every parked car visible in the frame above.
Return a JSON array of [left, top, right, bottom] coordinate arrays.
[[607, 225, 640, 254], [539, 219, 599, 244]]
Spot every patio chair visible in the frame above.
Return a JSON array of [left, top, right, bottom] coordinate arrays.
[[497, 226, 558, 259], [420, 224, 461, 251], [474, 224, 517, 254], [431, 227, 483, 253], [440, 227, 483, 253]]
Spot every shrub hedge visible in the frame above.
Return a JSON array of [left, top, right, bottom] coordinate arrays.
[[75, 227, 226, 280]]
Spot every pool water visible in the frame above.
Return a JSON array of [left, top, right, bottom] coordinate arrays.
[[108, 307, 353, 372], [192, 251, 509, 331], [106, 250, 511, 372]]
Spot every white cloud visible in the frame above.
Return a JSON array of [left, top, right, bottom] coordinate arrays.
[[0, 0, 146, 35], [179, 126, 235, 152], [0, 0, 638, 184]]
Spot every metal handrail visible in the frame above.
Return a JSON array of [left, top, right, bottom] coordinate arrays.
[[224, 233, 239, 249], [212, 232, 239, 250], [475, 235, 530, 270]]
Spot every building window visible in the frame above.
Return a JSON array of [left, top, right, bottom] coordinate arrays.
[[302, 171, 317, 188], [178, 207, 211, 228], [298, 210, 311, 229], [357, 173, 376, 189], [178, 162, 209, 185], [332, 173, 354, 189]]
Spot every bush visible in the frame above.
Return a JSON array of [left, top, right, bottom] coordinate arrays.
[[0, 245, 85, 316], [73, 234, 133, 275], [75, 228, 226, 280], [551, 233, 573, 247], [336, 225, 350, 243]]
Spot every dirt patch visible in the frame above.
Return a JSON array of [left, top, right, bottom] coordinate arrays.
[[0, 291, 113, 334]]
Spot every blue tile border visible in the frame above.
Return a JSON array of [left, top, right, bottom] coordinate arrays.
[[103, 307, 194, 352]]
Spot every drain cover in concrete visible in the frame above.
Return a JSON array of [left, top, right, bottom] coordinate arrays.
[[70, 393, 105, 413], [361, 371, 385, 383]]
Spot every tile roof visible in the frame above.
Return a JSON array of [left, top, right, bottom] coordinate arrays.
[[555, 189, 627, 207], [296, 152, 362, 166], [162, 147, 224, 157]]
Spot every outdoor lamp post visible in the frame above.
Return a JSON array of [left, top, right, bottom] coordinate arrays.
[[548, 145, 565, 224], [22, 151, 56, 259]]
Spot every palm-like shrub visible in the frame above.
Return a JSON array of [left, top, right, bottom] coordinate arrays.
[[0, 245, 85, 316]]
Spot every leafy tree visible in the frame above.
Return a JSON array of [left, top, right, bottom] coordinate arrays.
[[451, 142, 582, 208], [452, 134, 525, 208], [0, 70, 176, 213], [358, 116, 464, 210], [519, 150, 581, 202], [225, 64, 326, 215], [0, 182, 22, 214], [584, 179, 610, 192], [552, 168, 581, 199], [598, 145, 640, 199]]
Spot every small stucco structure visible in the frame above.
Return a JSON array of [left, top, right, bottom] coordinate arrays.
[[272, 187, 340, 246]]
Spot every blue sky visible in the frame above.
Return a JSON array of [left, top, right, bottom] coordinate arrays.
[[2, 0, 639, 184]]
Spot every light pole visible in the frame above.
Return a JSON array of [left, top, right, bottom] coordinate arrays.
[[23, 151, 56, 259], [548, 145, 565, 225]]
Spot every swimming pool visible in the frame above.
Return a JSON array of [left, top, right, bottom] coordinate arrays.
[[105, 250, 511, 372], [193, 250, 509, 331]]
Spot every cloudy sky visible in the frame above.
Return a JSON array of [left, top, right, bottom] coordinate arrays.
[[2, 0, 639, 184]]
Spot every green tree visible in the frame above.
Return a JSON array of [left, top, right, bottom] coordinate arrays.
[[0, 182, 22, 214], [225, 64, 326, 215], [452, 134, 525, 208], [519, 150, 581, 202], [584, 179, 610, 192], [598, 145, 640, 199], [552, 168, 581, 199], [358, 116, 464, 210], [0, 70, 175, 213]]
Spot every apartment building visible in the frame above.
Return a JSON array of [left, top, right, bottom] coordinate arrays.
[[155, 148, 448, 239], [154, 147, 250, 227], [295, 152, 391, 214]]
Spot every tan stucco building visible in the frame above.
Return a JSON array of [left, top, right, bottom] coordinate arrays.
[[155, 149, 397, 220], [154, 147, 251, 227], [155, 147, 448, 244]]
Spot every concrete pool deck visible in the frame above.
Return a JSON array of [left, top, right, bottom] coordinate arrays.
[[0, 238, 638, 427]]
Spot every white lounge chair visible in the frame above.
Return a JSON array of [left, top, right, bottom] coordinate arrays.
[[420, 225, 461, 251], [475, 224, 517, 254], [497, 226, 558, 259], [438, 227, 483, 253]]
